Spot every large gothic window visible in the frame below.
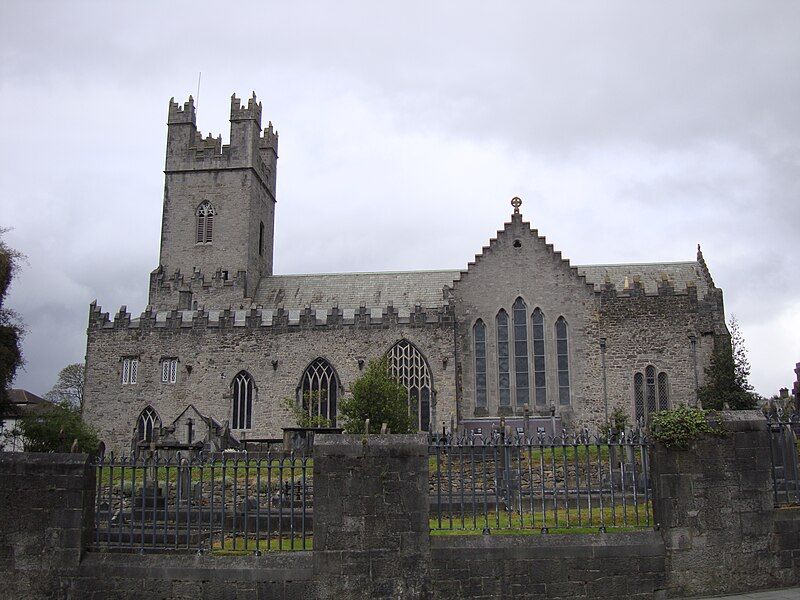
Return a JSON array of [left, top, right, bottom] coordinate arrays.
[[196, 201, 215, 244], [496, 310, 511, 407], [473, 320, 487, 409], [532, 308, 546, 407], [232, 371, 254, 430], [388, 340, 433, 432], [137, 406, 161, 443], [634, 366, 669, 423], [299, 358, 339, 426], [512, 298, 530, 407], [555, 317, 570, 405]]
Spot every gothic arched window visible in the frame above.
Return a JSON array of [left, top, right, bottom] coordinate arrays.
[[137, 406, 161, 443], [299, 358, 340, 426], [645, 365, 657, 416], [532, 308, 546, 407], [513, 298, 530, 407], [473, 320, 487, 409], [196, 201, 216, 244], [658, 372, 669, 411], [388, 340, 433, 432], [496, 310, 511, 407], [555, 316, 570, 405], [232, 371, 254, 430], [634, 372, 645, 423]]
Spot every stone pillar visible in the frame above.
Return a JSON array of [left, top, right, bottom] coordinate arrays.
[[313, 434, 430, 599], [0, 453, 96, 598], [650, 411, 777, 597]]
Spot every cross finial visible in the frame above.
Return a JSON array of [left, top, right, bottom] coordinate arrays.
[[511, 196, 522, 214]]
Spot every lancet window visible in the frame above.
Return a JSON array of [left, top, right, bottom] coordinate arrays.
[[388, 340, 433, 432], [513, 298, 530, 406], [496, 310, 511, 407], [299, 358, 340, 426], [137, 406, 161, 443], [232, 371, 254, 430], [532, 308, 546, 407], [634, 366, 669, 423], [555, 317, 570, 405], [473, 320, 487, 409]]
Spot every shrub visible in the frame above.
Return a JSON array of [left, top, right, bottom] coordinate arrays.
[[339, 357, 413, 434], [15, 401, 99, 453], [649, 405, 725, 450]]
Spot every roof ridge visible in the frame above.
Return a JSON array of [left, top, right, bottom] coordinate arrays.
[[265, 269, 461, 278]]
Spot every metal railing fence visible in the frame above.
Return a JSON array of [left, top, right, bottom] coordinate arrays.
[[428, 429, 652, 533], [92, 452, 312, 553], [767, 411, 800, 506]]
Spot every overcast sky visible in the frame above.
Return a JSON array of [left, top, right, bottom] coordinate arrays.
[[1, 1, 798, 398]]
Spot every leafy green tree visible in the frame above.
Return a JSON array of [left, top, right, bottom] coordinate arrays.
[[15, 401, 99, 453], [699, 316, 759, 410], [45, 363, 85, 410], [339, 357, 414, 434], [0, 229, 24, 426]]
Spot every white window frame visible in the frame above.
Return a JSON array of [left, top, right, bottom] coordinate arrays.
[[161, 358, 178, 384], [122, 357, 139, 385]]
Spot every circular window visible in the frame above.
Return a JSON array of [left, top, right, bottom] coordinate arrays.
[[513, 239, 522, 248]]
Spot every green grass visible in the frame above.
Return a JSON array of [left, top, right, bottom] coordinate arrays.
[[210, 535, 312, 554], [429, 502, 651, 535]]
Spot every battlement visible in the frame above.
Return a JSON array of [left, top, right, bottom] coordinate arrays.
[[89, 301, 455, 333], [230, 92, 262, 123], [598, 273, 697, 300], [167, 96, 196, 125], [165, 93, 278, 183]]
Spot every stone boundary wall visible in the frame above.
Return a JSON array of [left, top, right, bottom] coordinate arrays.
[[430, 532, 665, 599], [1, 420, 799, 599]]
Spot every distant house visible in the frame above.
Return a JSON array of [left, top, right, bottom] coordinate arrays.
[[0, 389, 53, 452]]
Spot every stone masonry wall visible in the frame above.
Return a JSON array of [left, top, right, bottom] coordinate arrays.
[[650, 411, 800, 597], [430, 533, 666, 600], [313, 434, 431, 599], [0, 453, 95, 599], [84, 315, 456, 454]]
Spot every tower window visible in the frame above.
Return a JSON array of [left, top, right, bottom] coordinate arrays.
[[259, 221, 264, 256], [196, 201, 216, 244]]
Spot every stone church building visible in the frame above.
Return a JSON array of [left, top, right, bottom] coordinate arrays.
[[82, 93, 727, 454]]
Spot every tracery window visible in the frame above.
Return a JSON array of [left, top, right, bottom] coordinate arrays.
[[512, 298, 530, 407], [496, 310, 511, 406], [634, 366, 669, 423], [299, 358, 339, 426], [555, 317, 570, 405], [122, 357, 139, 385], [196, 201, 215, 244], [232, 371, 254, 430], [473, 320, 487, 409], [137, 406, 161, 443], [388, 340, 433, 431], [532, 308, 546, 407]]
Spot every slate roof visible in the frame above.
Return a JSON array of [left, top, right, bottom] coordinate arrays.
[[252, 262, 708, 310]]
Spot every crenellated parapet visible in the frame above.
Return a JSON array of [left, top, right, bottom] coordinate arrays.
[[165, 92, 278, 196], [148, 266, 250, 311], [88, 301, 455, 333]]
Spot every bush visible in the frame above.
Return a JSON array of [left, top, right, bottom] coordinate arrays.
[[339, 357, 414, 434], [282, 395, 333, 429], [15, 401, 99, 453], [649, 405, 725, 450]]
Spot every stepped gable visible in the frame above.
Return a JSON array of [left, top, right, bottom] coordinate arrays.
[[252, 270, 459, 310], [451, 208, 596, 294]]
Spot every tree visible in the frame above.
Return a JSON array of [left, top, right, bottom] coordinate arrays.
[[14, 401, 99, 453], [698, 315, 759, 410], [0, 229, 24, 426], [45, 363, 85, 410], [339, 357, 414, 434]]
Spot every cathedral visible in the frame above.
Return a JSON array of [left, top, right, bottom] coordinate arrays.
[[82, 93, 728, 454]]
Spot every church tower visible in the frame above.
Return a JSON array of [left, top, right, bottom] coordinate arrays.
[[149, 93, 278, 309]]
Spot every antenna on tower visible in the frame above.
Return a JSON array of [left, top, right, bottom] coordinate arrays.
[[196, 71, 202, 115]]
